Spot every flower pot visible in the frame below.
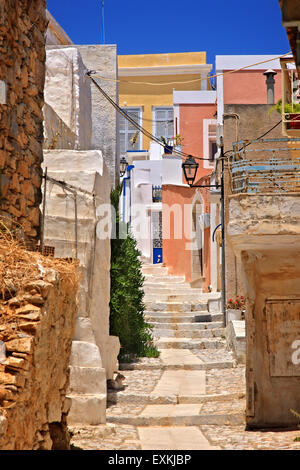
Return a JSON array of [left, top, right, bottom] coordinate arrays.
[[227, 309, 242, 322], [164, 145, 173, 154]]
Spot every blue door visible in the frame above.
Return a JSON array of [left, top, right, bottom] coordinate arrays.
[[153, 248, 163, 264]]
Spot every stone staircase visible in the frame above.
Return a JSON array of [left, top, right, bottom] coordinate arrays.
[[143, 264, 225, 353], [106, 263, 245, 449]]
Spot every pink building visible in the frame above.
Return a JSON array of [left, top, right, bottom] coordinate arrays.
[[162, 90, 217, 292]]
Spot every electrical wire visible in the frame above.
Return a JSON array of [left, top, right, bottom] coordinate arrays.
[[87, 71, 212, 161], [87, 70, 289, 166], [223, 119, 283, 157], [92, 52, 291, 87]]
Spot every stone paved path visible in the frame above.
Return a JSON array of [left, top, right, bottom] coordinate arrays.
[[69, 265, 300, 450]]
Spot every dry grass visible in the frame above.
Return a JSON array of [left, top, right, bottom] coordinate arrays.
[[0, 219, 79, 306]]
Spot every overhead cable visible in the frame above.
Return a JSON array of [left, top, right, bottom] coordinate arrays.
[[92, 52, 291, 87]]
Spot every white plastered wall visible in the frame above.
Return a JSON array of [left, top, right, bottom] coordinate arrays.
[[44, 47, 92, 150]]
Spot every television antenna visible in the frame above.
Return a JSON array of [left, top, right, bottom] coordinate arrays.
[[101, 0, 105, 44]]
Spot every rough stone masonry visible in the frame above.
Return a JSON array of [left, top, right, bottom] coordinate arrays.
[[0, 240, 78, 450], [0, 0, 47, 241]]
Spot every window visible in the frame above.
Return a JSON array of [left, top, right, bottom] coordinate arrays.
[[153, 107, 174, 141], [119, 107, 142, 158], [203, 119, 217, 169], [209, 141, 218, 161]]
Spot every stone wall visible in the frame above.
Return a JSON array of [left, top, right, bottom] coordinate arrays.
[[227, 193, 300, 428], [0, 0, 47, 241], [46, 44, 120, 187], [0, 242, 78, 449], [42, 149, 120, 425]]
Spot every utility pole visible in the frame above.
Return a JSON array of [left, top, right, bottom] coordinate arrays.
[[101, 0, 105, 44], [219, 137, 226, 328]]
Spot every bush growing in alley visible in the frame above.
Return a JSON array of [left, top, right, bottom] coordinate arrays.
[[109, 186, 159, 361]]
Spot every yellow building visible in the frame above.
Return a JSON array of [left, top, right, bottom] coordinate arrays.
[[118, 52, 212, 156]]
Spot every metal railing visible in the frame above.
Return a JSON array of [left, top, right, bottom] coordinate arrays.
[[230, 138, 300, 194], [152, 185, 162, 202]]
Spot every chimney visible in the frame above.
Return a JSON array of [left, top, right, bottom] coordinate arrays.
[[263, 69, 277, 104]]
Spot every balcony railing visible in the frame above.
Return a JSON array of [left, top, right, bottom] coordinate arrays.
[[152, 185, 162, 202], [280, 57, 300, 137], [230, 138, 300, 194]]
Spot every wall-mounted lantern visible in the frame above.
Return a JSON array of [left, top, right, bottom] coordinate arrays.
[[120, 156, 128, 177]]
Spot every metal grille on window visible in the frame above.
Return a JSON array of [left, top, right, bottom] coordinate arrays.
[[152, 211, 162, 249]]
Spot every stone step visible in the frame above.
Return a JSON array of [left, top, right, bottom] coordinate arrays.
[[144, 293, 208, 302], [145, 313, 222, 323], [119, 361, 234, 371], [143, 275, 186, 284], [67, 393, 106, 425], [143, 282, 189, 289], [143, 286, 203, 294], [148, 321, 223, 330], [107, 390, 240, 405], [138, 426, 219, 450], [155, 337, 226, 350], [152, 327, 225, 339], [106, 404, 244, 427], [142, 266, 169, 275], [195, 313, 223, 322], [144, 301, 208, 313]]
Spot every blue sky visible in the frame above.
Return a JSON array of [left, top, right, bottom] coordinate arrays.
[[47, 0, 290, 67]]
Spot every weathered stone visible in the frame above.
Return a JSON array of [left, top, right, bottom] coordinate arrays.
[[0, 415, 7, 437], [5, 337, 33, 354], [0, 253, 78, 450], [16, 304, 41, 320], [4, 356, 28, 371], [69, 341, 102, 368]]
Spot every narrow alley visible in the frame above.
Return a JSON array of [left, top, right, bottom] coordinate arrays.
[[69, 265, 300, 450]]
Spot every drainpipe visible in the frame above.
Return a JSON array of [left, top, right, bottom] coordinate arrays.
[[263, 69, 277, 105], [122, 165, 134, 224]]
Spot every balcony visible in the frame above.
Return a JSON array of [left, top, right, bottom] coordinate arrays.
[[152, 185, 162, 203], [230, 138, 300, 194], [280, 57, 300, 137]]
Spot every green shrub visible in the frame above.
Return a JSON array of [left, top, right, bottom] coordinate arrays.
[[109, 186, 159, 361], [268, 98, 300, 116]]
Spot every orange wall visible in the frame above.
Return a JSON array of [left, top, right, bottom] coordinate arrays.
[[162, 184, 211, 291], [179, 103, 217, 181], [223, 69, 282, 104]]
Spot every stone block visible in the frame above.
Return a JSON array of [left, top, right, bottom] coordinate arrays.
[[69, 341, 103, 368], [101, 336, 120, 380], [73, 317, 96, 343], [67, 394, 106, 425], [69, 366, 107, 394], [226, 320, 246, 364]]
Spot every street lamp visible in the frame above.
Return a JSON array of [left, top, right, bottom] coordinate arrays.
[[182, 150, 226, 328], [182, 155, 199, 186], [182, 155, 219, 188], [120, 156, 128, 177]]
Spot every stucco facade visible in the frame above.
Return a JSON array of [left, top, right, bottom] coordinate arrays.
[[118, 52, 212, 152]]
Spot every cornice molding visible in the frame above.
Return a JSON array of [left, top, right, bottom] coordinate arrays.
[[118, 64, 212, 77]]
